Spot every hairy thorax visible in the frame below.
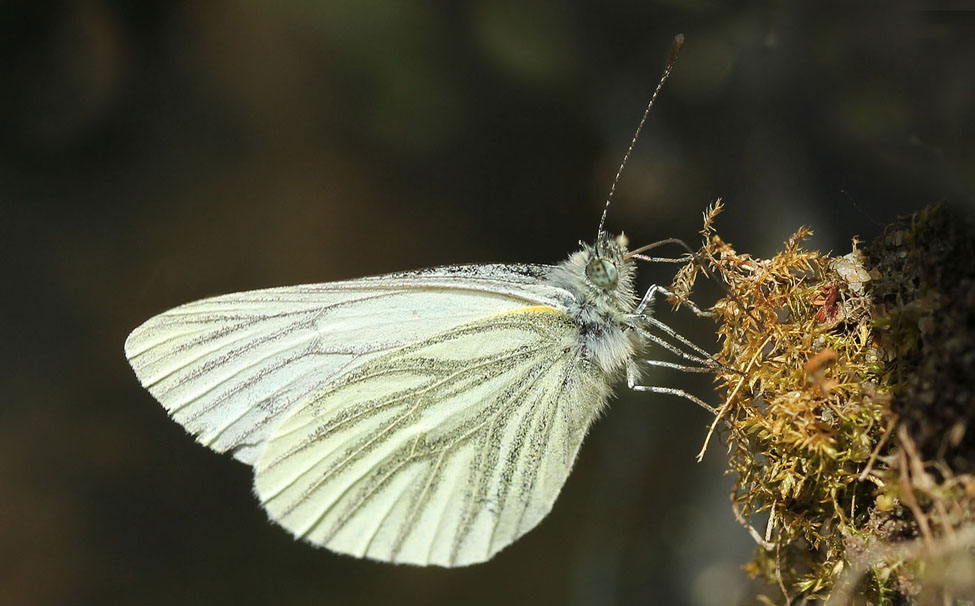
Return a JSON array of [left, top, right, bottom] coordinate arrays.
[[544, 235, 641, 378]]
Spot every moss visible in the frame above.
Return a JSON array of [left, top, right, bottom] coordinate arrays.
[[672, 202, 975, 605]]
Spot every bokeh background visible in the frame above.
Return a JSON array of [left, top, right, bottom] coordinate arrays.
[[3, 2, 972, 605]]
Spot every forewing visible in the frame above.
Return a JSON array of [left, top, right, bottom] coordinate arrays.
[[124, 265, 569, 464], [254, 307, 608, 567]]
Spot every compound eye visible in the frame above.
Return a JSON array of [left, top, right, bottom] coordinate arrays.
[[586, 257, 619, 289]]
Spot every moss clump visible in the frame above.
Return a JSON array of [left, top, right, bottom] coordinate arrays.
[[672, 202, 975, 605]]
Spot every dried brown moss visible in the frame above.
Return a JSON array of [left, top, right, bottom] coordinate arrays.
[[673, 202, 975, 605]]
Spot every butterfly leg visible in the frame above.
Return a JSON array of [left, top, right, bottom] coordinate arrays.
[[643, 359, 714, 373], [629, 286, 740, 375], [634, 325, 713, 367], [626, 236, 695, 258], [631, 313, 743, 377], [633, 284, 714, 318], [626, 362, 717, 414]]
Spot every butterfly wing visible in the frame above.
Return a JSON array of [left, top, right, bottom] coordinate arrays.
[[124, 265, 571, 464], [254, 306, 609, 567]]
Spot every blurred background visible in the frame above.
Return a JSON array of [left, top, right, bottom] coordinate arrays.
[[2, 1, 972, 605]]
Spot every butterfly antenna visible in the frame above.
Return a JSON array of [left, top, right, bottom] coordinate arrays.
[[597, 33, 684, 242]]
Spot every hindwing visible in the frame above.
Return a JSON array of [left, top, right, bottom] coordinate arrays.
[[254, 307, 607, 566]]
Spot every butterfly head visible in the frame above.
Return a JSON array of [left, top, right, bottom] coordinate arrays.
[[561, 232, 638, 319], [550, 232, 637, 318], [584, 232, 632, 291]]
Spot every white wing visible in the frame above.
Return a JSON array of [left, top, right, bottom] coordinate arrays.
[[124, 265, 571, 464], [254, 306, 609, 567]]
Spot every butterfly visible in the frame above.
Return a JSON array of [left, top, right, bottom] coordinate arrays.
[[124, 34, 715, 567]]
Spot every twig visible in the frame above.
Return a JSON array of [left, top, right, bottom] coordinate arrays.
[[696, 336, 771, 461], [766, 502, 776, 543], [776, 542, 792, 606], [857, 414, 897, 481], [731, 498, 777, 551], [897, 425, 934, 547]]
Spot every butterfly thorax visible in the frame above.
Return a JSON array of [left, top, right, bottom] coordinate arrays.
[[545, 234, 640, 377]]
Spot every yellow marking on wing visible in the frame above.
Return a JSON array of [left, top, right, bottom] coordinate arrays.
[[485, 305, 565, 319]]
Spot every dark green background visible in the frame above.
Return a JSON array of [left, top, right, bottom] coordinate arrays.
[[2, 2, 972, 605]]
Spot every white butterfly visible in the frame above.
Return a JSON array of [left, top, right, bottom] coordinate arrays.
[[124, 35, 715, 567], [125, 233, 717, 566]]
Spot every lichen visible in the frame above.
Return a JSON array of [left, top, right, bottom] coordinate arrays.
[[673, 202, 975, 605]]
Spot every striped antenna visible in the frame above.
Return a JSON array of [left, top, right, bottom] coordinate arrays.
[[596, 33, 684, 242]]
